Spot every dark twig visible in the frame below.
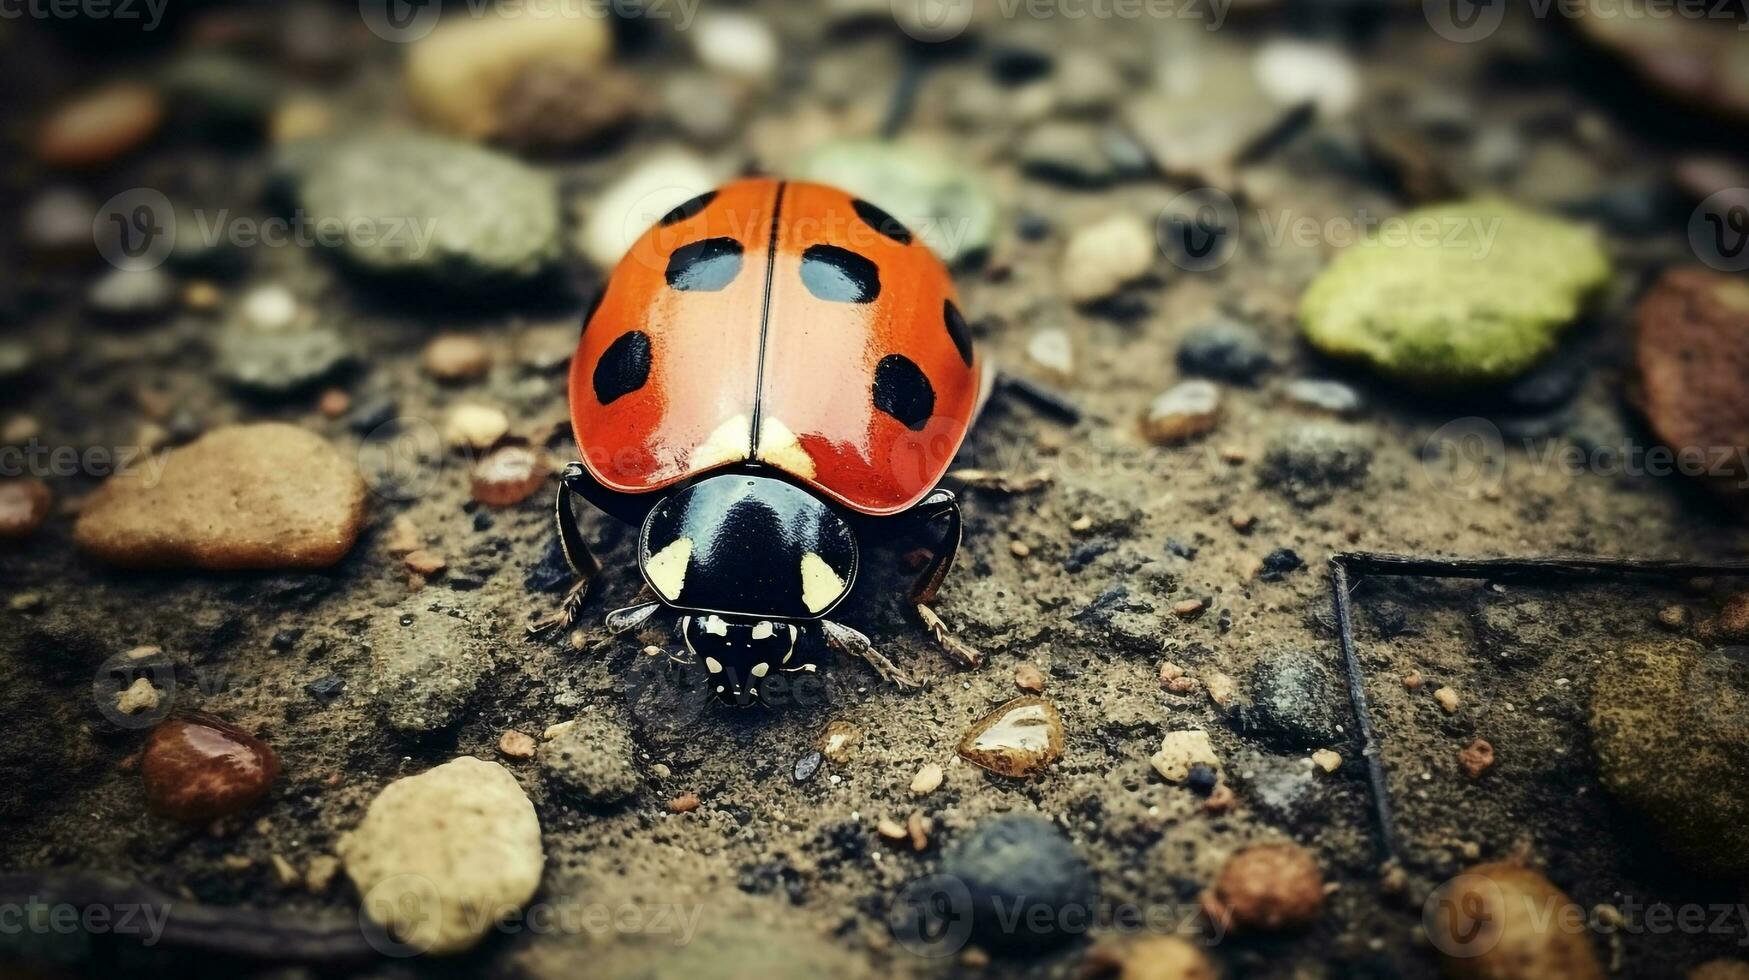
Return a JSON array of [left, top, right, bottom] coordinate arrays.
[[880, 50, 927, 139], [1327, 551, 1749, 867], [995, 373, 1082, 425], [0, 873, 376, 964]]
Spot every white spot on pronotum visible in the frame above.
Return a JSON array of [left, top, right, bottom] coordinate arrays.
[[701, 614, 728, 636], [800, 552, 846, 613], [705, 657, 723, 674], [750, 620, 775, 641], [756, 417, 816, 479], [716, 685, 724, 693], [644, 537, 693, 601], [751, 662, 770, 678], [691, 414, 753, 471]]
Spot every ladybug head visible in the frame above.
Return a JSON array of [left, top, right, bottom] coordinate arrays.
[[679, 614, 811, 706], [639, 472, 857, 707]]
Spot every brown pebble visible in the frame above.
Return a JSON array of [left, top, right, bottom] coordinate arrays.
[[1636, 268, 1749, 504], [402, 549, 447, 577], [183, 281, 223, 311], [37, 82, 164, 167], [423, 334, 493, 381], [1403, 671, 1424, 690], [961, 948, 991, 969], [1200, 843, 1324, 934], [498, 730, 536, 760], [956, 696, 1064, 778], [1173, 598, 1206, 619], [819, 720, 862, 764], [1458, 738, 1495, 779], [317, 388, 350, 419], [876, 817, 907, 841], [1009, 539, 1031, 558], [667, 792, 700, 813], [1086, 935, 1219, 980], [1203, 784, 1237, 814], [1014, 663, 1046, 692], [1229, 512, 1255, 533], [141, 716, 280, 824], [1429, 862, 1603, 979], [907, 811, 930, 852], [1204, 671, 1237, 707], [1656, 605, 1688, 630], [0, 477, 53, 540], [1434, 686, 1461, 714], [471, 445, 549, 508], [1219, 445, 1248, 464], [1714, 592, 1749, 641]]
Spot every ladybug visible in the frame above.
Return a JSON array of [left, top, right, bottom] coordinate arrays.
[[539, 179, 993, 706]]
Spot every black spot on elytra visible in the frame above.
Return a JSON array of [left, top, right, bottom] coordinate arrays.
[[659, 190, 717, 226], [873, 354, 934, 430], [800, 244, 880, 304], [666, 237, 744, 292], [943, 299, 973, 366], [594, 331, 651, 405], [851, 199, 913, 245]]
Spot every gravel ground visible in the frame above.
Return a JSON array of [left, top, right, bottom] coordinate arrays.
[[2, 2, 1748, 978]]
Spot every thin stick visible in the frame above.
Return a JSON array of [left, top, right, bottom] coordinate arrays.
[[1330, 559, 1399, 863], [1338, 552, 1749, 581]]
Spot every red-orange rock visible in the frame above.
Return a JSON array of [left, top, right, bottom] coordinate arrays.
[[37, 83, 164, 168], [0, 477, 52, 540], [141, 716, 280, 823], [1636, 269, 1749, 507], [1200, 843, 1324, 933]]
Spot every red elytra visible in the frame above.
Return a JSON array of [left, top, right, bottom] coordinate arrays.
[[568, 178, 986, 517]]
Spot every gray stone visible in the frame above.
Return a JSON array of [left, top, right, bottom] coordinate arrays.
[[1177, 318, 1272, 384], [1020, 122, 1117, 187], [284, 134, 562, 291], [1283, 378, 1363, 417], [1245, 652, 1345, 750], [926, 814, 1096, 954], [215, 322, 354, 397], [540, 713, 641, 804], [1258, 423, 1373, 507], [88, 268, 175, 320], [365, 600, 492, 735]]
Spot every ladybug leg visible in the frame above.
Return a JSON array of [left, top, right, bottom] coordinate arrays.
[[906, 489, 983, 670], [528, 464, 603, 638], [821, 620, 916, 689]]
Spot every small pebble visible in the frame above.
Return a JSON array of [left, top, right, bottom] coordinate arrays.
[[1656, 605, 1688, 630], [1026, 328, 1073, 382], [1283, 378, 1363, 416], [498, 730, 536, 760], [1458, 738, 1495, 779], [1203, 784, 1237, 814], [1061, 214, 1153, 303], [317, 388, 350, 419], [1150, 730, 1219, 783], [241, 285, 302, 331], [910, 763, 944, 796], [88, 268, 175, 320], [876, 817, 907, 841], [668, 792, 701, 813], [1177, 319, 1271, 384], [423, 335, 492, 382], [793, 750, 823, 784], [929, 815, 1096, 953], [444, 404, 510, 451], [471, 445, 548, 507], [820, 720, 862, 764], [1014, 663, 1046, 692], [115, 677, 162, 715], [0, 477, 53, 540], [1173, 599, 1206, 619], [37, 82, 163, 167], [1434, 686, 1461, 714], [691, 12, 778, 80], [957, 696, 1064, 778], [1310, 749, 1342, 773], [141, 716, 281, 823], [1205, 671, 1237, 708], [1142, 381, 1222, 446]]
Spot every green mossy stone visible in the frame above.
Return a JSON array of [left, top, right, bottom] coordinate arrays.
[[1299, 200, 1610, 385], [285, 134, 562, 292], [1588, 642, 1749, 879], [792, 138, 999, 265]]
